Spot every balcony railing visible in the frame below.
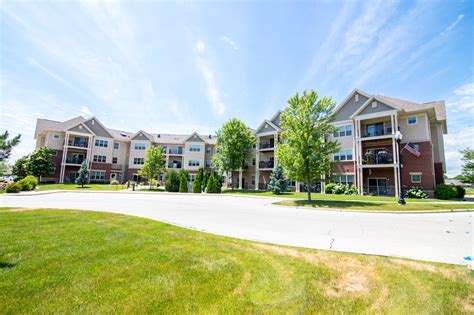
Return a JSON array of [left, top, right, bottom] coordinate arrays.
[[111, 164, 124, 170], [67, 139, 88, 148], [168, 148, 183, 155], [259, 160, 274, 169], [363, 185, 396, 197], [168, 163, 182, 169], [259, 142, 274, 149], [362, 151, 394, 165], [361, 126, 392, 138], [258, 183, 268, 190], [65, 157, 85, 165]]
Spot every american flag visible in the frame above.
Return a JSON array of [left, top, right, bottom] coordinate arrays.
[[403, 142, 420, 157]]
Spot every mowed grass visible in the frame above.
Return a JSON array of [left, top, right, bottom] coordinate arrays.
[[274, 199, 474, 211], [223, 189, 455, 202], [0, 208, 472, 313], [36, 183, 126, 192]]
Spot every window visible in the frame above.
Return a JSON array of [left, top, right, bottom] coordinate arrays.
[[333, 125, 352, 137], [133, 158, 144, 165], [134, 143, 146, 150], [112, 157, 118, 164], [410, 173, 422, 183], [334, 175, 354, 186], [190, 174, 195, 182], [252, 158, 256, 166], [205, 160, 211, 168], [53, 134, 60, 139], [407, 116, 418, 125], [251, 176, 255, 185], [333, 149, 353, 161], [93, 155, 106, 163], [287, 180, 296, 186], [90, 170, 106, 181], [95, 139, 108, 147], [188, 144, 201, 152], [49, 167, 56, 175], [206, 147, 211, 154], [188, 160, 200, 167], [114, 143, 119, 150]]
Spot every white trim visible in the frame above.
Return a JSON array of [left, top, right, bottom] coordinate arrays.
[[184, 131, 207, 143], [255, 119, 281, 134], [67, 122, 95, 135], [350, 96, 401, 119], [131, 130, 154, 142], [270, 110, 282, 123], [83, 116, 114, 138], [354, 110, 398, 121], [333, 89, 372, 117], [406, 116, 418, 125], [410, 173, 422, 183]]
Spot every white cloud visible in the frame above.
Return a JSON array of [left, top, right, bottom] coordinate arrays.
[[441, 14, 464, 35], [79, 105, 93, 117], [196, 40, 206, 53], [220, 36, 238, 50], [196, 58, 225, 116], [447, 82, 474, 115]]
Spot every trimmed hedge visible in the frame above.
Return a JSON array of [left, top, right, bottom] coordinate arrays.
[[17, 175, 38, 191], [435, 184, 457, 200], [6, 182, 21, 193], [455, 185, 466, 199]]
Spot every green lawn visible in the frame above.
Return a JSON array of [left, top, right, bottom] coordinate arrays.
[[223, 189, 455, 202], [465, 186, 474, 196], [36, 183, 126, 192], [0, 208, 472, 313]]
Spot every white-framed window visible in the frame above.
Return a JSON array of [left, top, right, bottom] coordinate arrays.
[[114, 143, 119, 150], [205, 160, 211, 168], [410, 173, 422, 183], [407, 116, 418, 125], [49, 166, 56, 175], [334, 174, 354, 186], [252, 158, 256, 166], [133, 158, 144, 165], [206, 147, 211, 154], [188, 160, 200, 167], [53, 133, 60, 139], [95, 139, 108, 147], [333, 125, 352, 137], [188, 144, 201, 152], [90, 170, 106, 181], [333, 149, 353, 161], [93, 155, 106, 163], [134, 143, 146, 150], [112, 157, 118, 164]]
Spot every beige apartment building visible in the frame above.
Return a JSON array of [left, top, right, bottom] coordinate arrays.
[[34, 88, 447, 196]]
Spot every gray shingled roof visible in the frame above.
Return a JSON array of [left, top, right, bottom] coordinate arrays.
[[376, 95, 446, 121]]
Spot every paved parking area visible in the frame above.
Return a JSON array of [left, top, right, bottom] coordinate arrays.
[[1, 191, 472, 265]]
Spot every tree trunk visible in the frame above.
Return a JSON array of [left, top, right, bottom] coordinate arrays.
[[230, 171, 234, 190], [306, 177, 311, 202]]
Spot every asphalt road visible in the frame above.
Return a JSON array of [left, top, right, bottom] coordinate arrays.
[[1, 191, 472, 265]]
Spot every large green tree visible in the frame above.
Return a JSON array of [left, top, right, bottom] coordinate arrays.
[[213, 118, 254, 189], [138, 146, 166, 189], [276, 90, 339, 201], [12, 156, 29, 180], [460, 148, 474, 183], [28, 147, 55, 180], [0, 131, 21, 162]]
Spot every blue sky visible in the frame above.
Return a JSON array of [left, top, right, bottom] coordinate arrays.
[[1, 0, 473, 176]]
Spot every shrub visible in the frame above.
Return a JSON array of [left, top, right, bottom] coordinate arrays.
[[192, 179, 202, 193], [17, 175, 38, 191], [406, 186, 428, 199], [207, 174, 222, 193], [455, 185, 466, 199], [325, 183, 336, 194], [110, 180, 119, 186], [164, 170, 180, 192], [435, 184, 458, 200], [179, 170, 189, 193], [343, 185, 358, 195], [6, 182, 21, 193]]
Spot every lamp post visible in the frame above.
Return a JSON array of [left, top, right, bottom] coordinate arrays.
[[394, 130, 406, 205]]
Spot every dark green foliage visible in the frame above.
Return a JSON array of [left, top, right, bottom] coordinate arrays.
[[206, 174, 222, 193], [435, 184, 458, 200], [17, 175, 38, 191], [27, 147, 55, 178], [460, 148, 474, 183], [325, 183, 357, 195], [268, 165, 288, 195], [405, 187, 429, 199], [202, 171, 210, 192], [192, 168, 204, 193], [179, 169, 189, 193], [325, 183, 336, 194], [12, 156, 29, 180], [5, 182, 21, 193], [455, 185, 466, 199], [165, 170, 180, 192], [75, 160, 89, 187], [0, 131, 21, 162]]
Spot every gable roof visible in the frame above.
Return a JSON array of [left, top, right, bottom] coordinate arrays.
[[376, 95, 446, 121], [35, 116, 86, 138], [131, 130, 155, 141], [83, 117, 114, 138], [333, 88, 372, 117], [350, 95, 402, 118], [255, 119, 281, 134], [184, 131, 207, 143]]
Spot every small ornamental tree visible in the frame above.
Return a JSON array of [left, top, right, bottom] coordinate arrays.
[[28, 147, 55, 181], [0, 131, 21, 162], [75, 160, 89, 187], [12, 156, 29, 180], [268, 165, 288, 195], [138, 146, 166, 189], [179, 169, 189, 193], [276, 90, 339, 201]]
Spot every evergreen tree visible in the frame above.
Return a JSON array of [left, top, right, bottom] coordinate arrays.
[[268, 165, 288, 195], [164, 170, 180, 192], [192, 168, 204, 193], [0, 131, 21, 162], [202, 171, 209, 192], [179, 169, 189, 193], [75, 160, 89, 187]]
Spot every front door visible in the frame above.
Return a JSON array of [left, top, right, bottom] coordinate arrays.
[[368, 178, 388, 196]]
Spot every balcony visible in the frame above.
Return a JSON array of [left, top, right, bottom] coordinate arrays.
[[67, 138, 89, 148], [361, 123, 392, 138], [363, 185, 396, 197], [259, 141, 274, 150], [111, 164, 124, 170], [259, 160, 274, 169], [168, 147, 183, 155], [65, 156, 85, 165], [168, 162, 182, 169], [362, 150, 394, 165]]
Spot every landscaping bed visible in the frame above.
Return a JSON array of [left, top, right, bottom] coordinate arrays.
[[35, 184, 126, 192]]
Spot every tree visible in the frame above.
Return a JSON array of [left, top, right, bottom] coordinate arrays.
[[75, 160, 89, 188], [0, 131, 21, 162], [276, 90, 339, 201], [28, 147, 55, 180], [206, 173, 222, 193], [0, 161, 11, 176], [12, 156, 29, 180], [138, 146, 166, 189], [192, 168, 204, 193], [165, 170, 180, 192], [179, 169, 189, 193], [202, 170, 210, 192], [460, 148, 474, 183], [213, 118, 254, 189], [268, 165, 288, 195]]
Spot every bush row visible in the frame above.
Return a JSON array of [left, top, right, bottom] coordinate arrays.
[[325, 183, 357, 195], [435, 184, 465, 200]]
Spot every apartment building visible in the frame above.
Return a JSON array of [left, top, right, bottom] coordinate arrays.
[[34, 117, 216, 184], [34, 88, 447, 196]]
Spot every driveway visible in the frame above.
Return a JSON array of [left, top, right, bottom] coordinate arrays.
[[1, 191, 472, 265]]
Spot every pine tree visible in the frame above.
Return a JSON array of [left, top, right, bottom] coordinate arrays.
[[202, 171, 209, 192], [268, 165, 288, 195], [75, 160, 89, 188], [179, 169, 189, 193], [192, 168, 204, 193]]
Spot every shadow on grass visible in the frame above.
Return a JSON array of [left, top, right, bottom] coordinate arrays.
[[293, 199, 386, 209], [224, 189, 294, 196], [0, 262, 16, 269]]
